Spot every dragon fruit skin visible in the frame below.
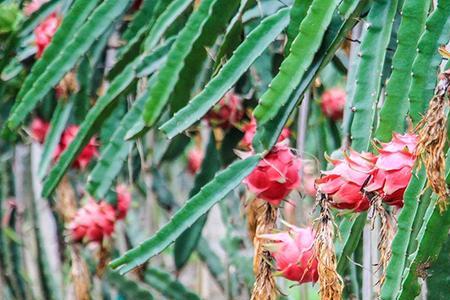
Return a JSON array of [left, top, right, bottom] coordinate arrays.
[[261, 226, 318, 283], [34, 12, 61, 58], [244, 144, 301, 206], [70, 201, 116, 243], [365, 133, 418, 207], [316, 151, 376, 212], [320, 88, 346, 121], [205, 92, 244, 129]]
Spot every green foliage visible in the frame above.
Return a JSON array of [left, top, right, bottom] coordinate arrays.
[[253, 0, 340, 125], [110, 155, 261, 274], [174, 133, 221, 270], [160, 8, 290, 138], [375, 0, 431, 141], [349, 0, 399, 151], [408, 0, 450, 123]]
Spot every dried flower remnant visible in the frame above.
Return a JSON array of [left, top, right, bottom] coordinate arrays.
[[313, 192, 343, 300], [416, 70, 450, 211], [250, 202, 278, 300]]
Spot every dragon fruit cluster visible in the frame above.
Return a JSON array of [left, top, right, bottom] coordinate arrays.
[[31, 118, 98, 169], [70, 185, 131, 243], [261, 225, 318, 284], [316, 133, 418, 211]]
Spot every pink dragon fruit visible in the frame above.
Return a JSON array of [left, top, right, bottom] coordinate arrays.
[[320, 88, 346, 121], [24, 0, 49, 16], [187, 148, 203, 175], [70, 201, 116, 243], [53, 125, 98, 169], [205, 92, 244, 129], [365, 133, 418, 207], [30, 117, 50, 144], [244, 144, 301, 206], [115, 185, 131, 220], [239, 115, 290, 149], [34, 12, 60, 58], [316, 151, 376, 212], [261, 225, 318, 283]]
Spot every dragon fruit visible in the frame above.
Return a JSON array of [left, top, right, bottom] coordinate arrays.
[[187, 148, 203, 175], [69, 201, 116, 243], [320, 88, 346, 121], [30, 117, 50, 144], [316, 151, 376, 212], [239, 115, 290, 149], [244, 144, 301, 206], [53, 125, 98, 169], [34, 12, 60, 58], [365, 133, 418, 207], [205, 92, 243, 129], [24, 0, 48, 16], [115, 185, 131, 220], [261, 225, 318, 283]]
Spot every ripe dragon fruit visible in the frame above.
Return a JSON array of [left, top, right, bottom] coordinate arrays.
[[316, 151, 376, 212], [261, 225, 318, 283], [187, 147, 203, 175], [53, 125, 98, 170], [70, 200, 116, 243], [34, 12, 60, 58], [115, 184, 131, 220], [205, 92, 244, 129], [239, 115, 290, 149], [24, 0, 49, 16], [30, 117, 50, 144], [320, 88, 346, 121], [365, 133, 418, 207], [244, 144, 301, 206]]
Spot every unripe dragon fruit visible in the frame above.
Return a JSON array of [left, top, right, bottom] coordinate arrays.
[[187, 148, 203, 174], [205, 92, 243, 129], [34, 12, 60, 58], [365, 133, 418, 207], [316, 151, 376, 212], [70, 201, 116, 243], [244, 144, 301, 206], [320, 88, 346, 121], [24, 0, 48, 16], [261, 225, 318, 283], [115, 185, 131, 220], [239, 115, 290, 149], [53, 125, 98, 169], [30, 117, 50, 144]]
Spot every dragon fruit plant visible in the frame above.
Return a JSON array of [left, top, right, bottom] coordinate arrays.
[[1, 1, 450, 300]]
